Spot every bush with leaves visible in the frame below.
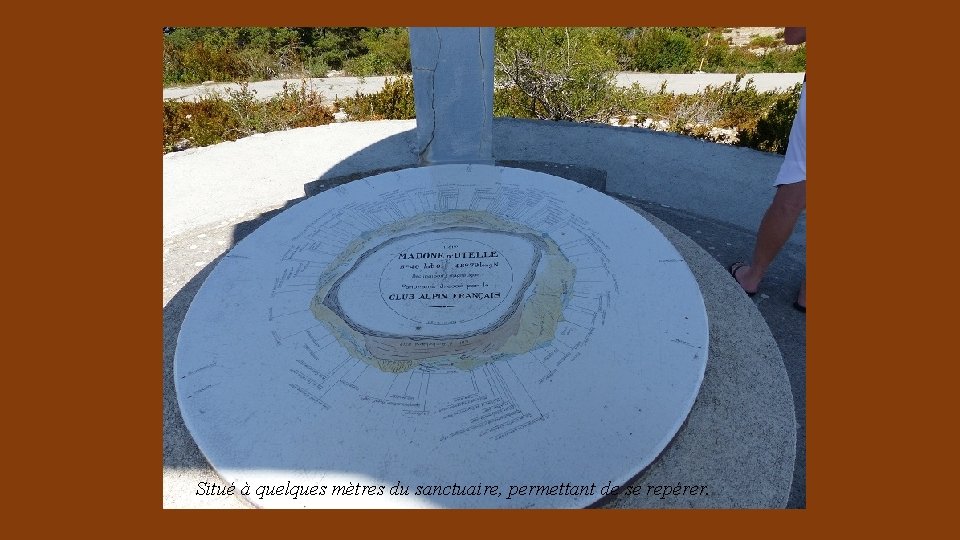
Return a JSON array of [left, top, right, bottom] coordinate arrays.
[[748, 35, 780, 48], [334, 76, 415, 120], [163, 82, 335, 152], [562, 75, 798, 152], [494, 27, 620, 122], [617, 27, 805, 74], [342, 28, 411, 76], [624, 27, 698, 73], [303, 27, 365, 72], [163, 27, 412, 86], [757, 45, 806, 73], [163, 28, 309, 84], [736, 82, 801, 153]]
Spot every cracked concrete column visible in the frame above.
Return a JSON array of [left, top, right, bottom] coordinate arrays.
[[409, 27, 494, 166]]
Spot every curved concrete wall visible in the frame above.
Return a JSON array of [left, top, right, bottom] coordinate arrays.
[[163, 118, 804, 246]]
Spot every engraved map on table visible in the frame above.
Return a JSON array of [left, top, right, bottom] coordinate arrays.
[[174, 164, 709, 509]]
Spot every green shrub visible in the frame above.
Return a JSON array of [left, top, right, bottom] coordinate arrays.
[[163, 82, 335, 152], [163, 96, 240, 150], [261, 81, 338, 130], [695, 33, 732, 72], [494, 27, 619, 122], [616, 27, 805, 74], [564, 76, 799, 154], [163, 39, 249, 85], [713, 41, 805, 74], [335, 76, 415, 120], [604, 84, 672, 124], [711, 76, 774, 129], [343, 28, 411, 76], [163, 27, 411, 85], [626, 28, 697, 72], [737, 82, 801, 153], [163, 28, 309, 85], [664, 27, 714, 40], [306, 27, 366, 71], [749, 35, 779, 48], [757, 45, 806, 72]]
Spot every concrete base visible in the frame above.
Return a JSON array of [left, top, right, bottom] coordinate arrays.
[[597, 206, 795, 508], [163, 187, 795, 509]]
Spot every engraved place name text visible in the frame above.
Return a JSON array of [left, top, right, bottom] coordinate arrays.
[[398, 251, 499, 260], [387, 292, 503, 301]]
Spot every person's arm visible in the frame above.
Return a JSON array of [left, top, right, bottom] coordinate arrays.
[[783, 27, 806, 45]]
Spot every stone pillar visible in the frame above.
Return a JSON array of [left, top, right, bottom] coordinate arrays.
[[409, 27, 494, 165]]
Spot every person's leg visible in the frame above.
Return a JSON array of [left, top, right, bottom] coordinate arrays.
[[797, 275, 806, 310], [732, 81, 806, 296], [732, 180, 806, 293]]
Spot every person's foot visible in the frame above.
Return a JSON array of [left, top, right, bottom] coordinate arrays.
[[729, 262, 760, 296]]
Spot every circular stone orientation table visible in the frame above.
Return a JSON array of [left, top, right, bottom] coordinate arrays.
[[174, 164, 709, 508]]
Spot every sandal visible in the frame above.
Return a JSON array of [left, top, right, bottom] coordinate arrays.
[[728, 262, 757, 296]]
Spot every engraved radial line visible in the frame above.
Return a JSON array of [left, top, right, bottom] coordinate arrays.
[[384, 373, 399, 397], [270, 308, 311, 319], [569, 299, 599, 310], [321, 359, 359, 398], [481, 366, 498, 398], [506, 362, 544, 418], [338, 217, 368, 234], [422, 373, 431, 412], [283, 324, 323, 339], [284, 257, 327, 265], [317, 238, 349, 249], [303, 250, 335, 260], [351, 364, 368, 383], [311, 335, 337, 351], [416, 372, 426, 399], [326, 357, 351, 379], [566, 305, 597, 316], [490, 365, 518, 406], [529, 349, 552, 373]]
